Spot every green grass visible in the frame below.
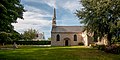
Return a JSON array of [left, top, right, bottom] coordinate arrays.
[[0, 45, 120, 60]]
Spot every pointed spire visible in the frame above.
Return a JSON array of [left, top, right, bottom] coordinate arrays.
[[54, 8, 56, 20], [53, 8, 56, 20], [52, 8, 56, 27]]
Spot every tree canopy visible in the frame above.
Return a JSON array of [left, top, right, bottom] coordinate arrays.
[[22, 29, 38, 40], [0, 0, 24, 33], [76, 0, 120, 44], [0, 0, 25, 44]]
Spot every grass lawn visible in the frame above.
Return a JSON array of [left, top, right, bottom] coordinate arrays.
[[0, 45, 120, 60]]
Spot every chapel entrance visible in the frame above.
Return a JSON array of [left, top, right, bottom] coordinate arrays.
[[64, 38, 70, 46], [65, 40, 68, 46]]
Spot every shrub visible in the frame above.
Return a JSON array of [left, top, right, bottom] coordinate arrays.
[[89, 43, 97, 48], [96, 45, 106, 51], [78, 42, 84, 46], [105, 44, 120, 54], [95, 44, 120, 54], [6, 41, 51, 45]]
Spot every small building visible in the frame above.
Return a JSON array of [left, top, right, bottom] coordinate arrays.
[[51, 8, 92, 46], [32, 32, 45, 41]]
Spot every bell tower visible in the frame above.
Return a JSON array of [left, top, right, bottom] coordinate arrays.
[[52, 8, 56, 27]]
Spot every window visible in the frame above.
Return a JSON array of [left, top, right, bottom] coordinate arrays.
[[74, 34, 77, 41], [56, 34, 60, 41]]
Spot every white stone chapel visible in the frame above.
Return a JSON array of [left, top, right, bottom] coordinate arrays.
[[51, 8, 92, 46]]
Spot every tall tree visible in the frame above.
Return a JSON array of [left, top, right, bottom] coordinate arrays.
[[0, 32, 11, 45], [0, 0, 24, 44], [22, 29, 38, 40], [0, 0, 24, 33], [76, 0, 120, 45], [0, 0, 24, 45]]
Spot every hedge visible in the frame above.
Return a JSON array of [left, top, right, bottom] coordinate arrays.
[[5, 41, 51, 45]]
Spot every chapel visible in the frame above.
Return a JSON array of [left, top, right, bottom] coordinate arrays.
[[51, 8, 92, 46]]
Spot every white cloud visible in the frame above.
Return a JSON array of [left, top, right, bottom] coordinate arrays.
[[41, 0, 82, 11], [57, 0, 83, 12], [24, 5, 51, 17], [15, 0, 83, 39], [23, 0, 82, 12], [42, 0, 56, 8], [23, 0, 82, 11], [23, 0, 56, 8], [12, 5, 52, 34], [62, 1, 79, 12], [12, 12, 51, 33]]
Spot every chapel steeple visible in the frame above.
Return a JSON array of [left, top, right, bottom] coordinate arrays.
[[52, 8, 56, 27]]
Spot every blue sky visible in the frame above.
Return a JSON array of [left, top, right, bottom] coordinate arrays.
[[12, 0, 83, 39]]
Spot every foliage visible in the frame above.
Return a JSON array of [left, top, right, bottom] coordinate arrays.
[[89, 43, 97, 48], [22, 29, 38, 40], [0, 0, 24, 32], [0, 32, 11, 44], [78, 42, 84, 46], [95, 44, 120, 54], [10, 32, 21, 41], [105, 44, 120, 54], [96, 45, 106, 51], [6, 41, 51, 45], [48, 37, 51, 41], [0, 32, 22, 45], [0, 0, 25, 43], [76, 0, 120, 45]]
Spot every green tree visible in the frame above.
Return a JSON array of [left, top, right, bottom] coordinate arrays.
[[10, 32, 21, 41], [76, 0, 120, 45], [0, 32, 11, 45], [22, 29, 38, 40], [0, 0, 24, 33], [0, 0, 25, 44], [48, 37, 51, 41]]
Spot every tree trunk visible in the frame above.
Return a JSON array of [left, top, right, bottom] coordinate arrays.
[[107, 33, 112, 45]]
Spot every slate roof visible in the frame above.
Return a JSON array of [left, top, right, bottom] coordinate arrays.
[[52, 26, 84, 33]]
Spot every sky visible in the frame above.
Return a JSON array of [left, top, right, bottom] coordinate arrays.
[[12, 0, 83, 40]]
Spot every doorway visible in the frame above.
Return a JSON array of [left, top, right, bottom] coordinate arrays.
[[65, 40, 68, 46], [64, 38, 70, 46]]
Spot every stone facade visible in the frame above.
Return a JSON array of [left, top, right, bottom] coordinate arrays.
[[51, 32, 83, 46]]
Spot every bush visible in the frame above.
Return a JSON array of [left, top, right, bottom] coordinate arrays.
[[96, 45, 106, 51], [6, 41, 51, 45], [78, 42, 84, 46], [105, 44, 120, 54], [89, 43, 97, 48], [95, 44, 120, 54]]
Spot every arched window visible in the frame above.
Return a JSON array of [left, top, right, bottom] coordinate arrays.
[[56, 34, 60, 41], [74, 34, 77, 41]]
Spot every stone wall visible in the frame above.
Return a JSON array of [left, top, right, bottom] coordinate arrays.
[[51, 32, 83, 46]]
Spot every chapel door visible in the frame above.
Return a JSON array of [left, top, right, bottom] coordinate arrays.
[[65, 40, 68, 46]]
